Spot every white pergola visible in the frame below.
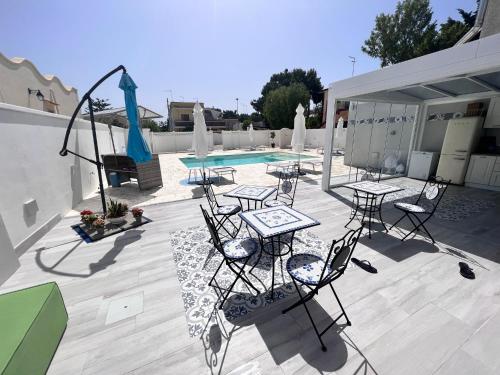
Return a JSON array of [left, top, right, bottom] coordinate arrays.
[[322, 32, 500, 190]]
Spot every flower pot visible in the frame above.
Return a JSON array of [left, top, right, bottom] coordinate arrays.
[[96, 227, 105, 235], [271, 143, 275, 148], [108, 216, 126, 225], [134, 216, 142, 223]]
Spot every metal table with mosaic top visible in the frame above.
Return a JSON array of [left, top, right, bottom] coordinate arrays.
[[344, 181, 403, 238], [224, 185, 277, 211], [239, 205, 320, 298]]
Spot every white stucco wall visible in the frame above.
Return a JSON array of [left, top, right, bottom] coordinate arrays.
[[0, 52, 79, 116], [0, 103, 126, 253]]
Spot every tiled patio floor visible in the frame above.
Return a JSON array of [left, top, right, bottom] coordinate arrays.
[[2, 178, 499, 374], [70, 148, 350, 215]]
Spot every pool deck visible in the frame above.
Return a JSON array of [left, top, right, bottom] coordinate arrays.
[[71, 148, 350, 215]]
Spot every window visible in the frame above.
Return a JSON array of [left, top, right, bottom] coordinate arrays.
[[180, 114, 190, 121]]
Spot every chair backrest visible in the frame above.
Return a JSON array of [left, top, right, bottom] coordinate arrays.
[[201, 173, 219, 211], [356, 167, 381, 182], [318, 225, 364, 287], [275, 171, 299, 206], [415, 176, 450, 214], [200, 205, 224, 254]]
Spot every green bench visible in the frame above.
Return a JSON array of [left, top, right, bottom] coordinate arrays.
[[0, 282, 68, 375]]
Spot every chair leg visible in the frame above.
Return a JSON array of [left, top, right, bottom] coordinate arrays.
[[288, 279, 327, 351], [412, 214, 435, 243], [329, 284, 351, 326], [208, 258, 224, 288], [219, 257, 251, 309]]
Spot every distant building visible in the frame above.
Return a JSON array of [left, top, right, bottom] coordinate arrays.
[[167, 101, 239, 132], [0, 52, 79, 116]]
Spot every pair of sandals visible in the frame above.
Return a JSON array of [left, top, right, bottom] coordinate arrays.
[[352, 258, 475, 280], [351, 259, 475, 280]]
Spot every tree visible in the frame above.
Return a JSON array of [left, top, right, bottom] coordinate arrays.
[[250, 112, 263, 122], [238, 113, 251, 123], [141, 119, 161, 132], [242, 119, 252, 130], [158, 120, 169, 132], [436, 4, 478, 50], [252, 68, 323, 113], [222, 110, 238, 119], [362, 0, 478, 67], [263, 83, 310, 130], [85, 97, 112, 114]]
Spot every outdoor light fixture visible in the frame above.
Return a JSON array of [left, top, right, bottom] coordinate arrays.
[[28, 88, 45, 101]]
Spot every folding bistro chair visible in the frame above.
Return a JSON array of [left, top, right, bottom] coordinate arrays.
[[264, 171, 299, 208], [201, 206, 260, 309], [202, 177, 242, 239], [282, 226, 364, 351], [389, 176, 450, 243]]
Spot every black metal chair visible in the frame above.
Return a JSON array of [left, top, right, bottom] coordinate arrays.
[[389, 176, 450, 243], [202, 177, 242, 239], [345, 167, 382, 228], [282, 226, 364, 351], [264, 171, 299, 208], [201, 206, 260, 309]]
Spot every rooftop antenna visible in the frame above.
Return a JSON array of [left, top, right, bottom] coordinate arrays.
[[348, 56, 356, 76], [236, 97, 239, 114]]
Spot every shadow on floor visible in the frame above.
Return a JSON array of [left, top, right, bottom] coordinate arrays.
[[35, 229, 144, 278], [197, 288, 377, 374]]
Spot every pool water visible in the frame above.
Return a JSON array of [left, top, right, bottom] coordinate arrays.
[[180, 152, 316, 168]]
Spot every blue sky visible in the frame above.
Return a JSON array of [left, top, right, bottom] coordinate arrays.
[[1, 0, 476, 118]]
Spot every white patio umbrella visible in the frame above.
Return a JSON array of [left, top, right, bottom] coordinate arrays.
[[334, 117, 344, 152], [192, 102, 209, 182], [248, 123, 255, 149], [291, 103, 306, 174]]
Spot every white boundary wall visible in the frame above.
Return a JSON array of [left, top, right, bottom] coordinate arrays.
[[150, 131, 214, 153], [148, 128, 325, 152], [222, 130, 271, 150], [0, 103, 126, 254]]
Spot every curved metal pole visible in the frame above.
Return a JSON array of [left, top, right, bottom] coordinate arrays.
[[59, 65, 126, 156], [59, 65, 127, 214]]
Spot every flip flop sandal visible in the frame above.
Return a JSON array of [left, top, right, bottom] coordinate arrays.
[[459, 262, 475, 279], [351, 258, 378, 273]]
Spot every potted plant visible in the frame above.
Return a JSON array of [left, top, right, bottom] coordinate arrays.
[[106, 199, 128, 225], [80, 210, 97, 228], [270, 131, 276, 148], [92, 217, 106, 235], [131, 207, 144, 223]]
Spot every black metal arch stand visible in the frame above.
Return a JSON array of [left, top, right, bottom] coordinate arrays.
[[59, 65, 127, 215]]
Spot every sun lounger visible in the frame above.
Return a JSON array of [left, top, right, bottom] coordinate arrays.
[[208, 166, 236, 183], [301, 159, 323, 171], [265, 161, 293, 173]]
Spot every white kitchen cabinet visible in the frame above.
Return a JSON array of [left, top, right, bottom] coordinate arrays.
[[465, 155, 496, 185], [484, 97, 500, 128]]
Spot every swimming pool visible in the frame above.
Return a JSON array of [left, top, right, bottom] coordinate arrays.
[[180, 152, 316, 168]]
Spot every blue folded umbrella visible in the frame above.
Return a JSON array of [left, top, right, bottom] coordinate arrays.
[[119, 73, 152, 164]]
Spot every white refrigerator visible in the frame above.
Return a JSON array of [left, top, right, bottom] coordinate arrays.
[[436, 117, 483, 184]]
